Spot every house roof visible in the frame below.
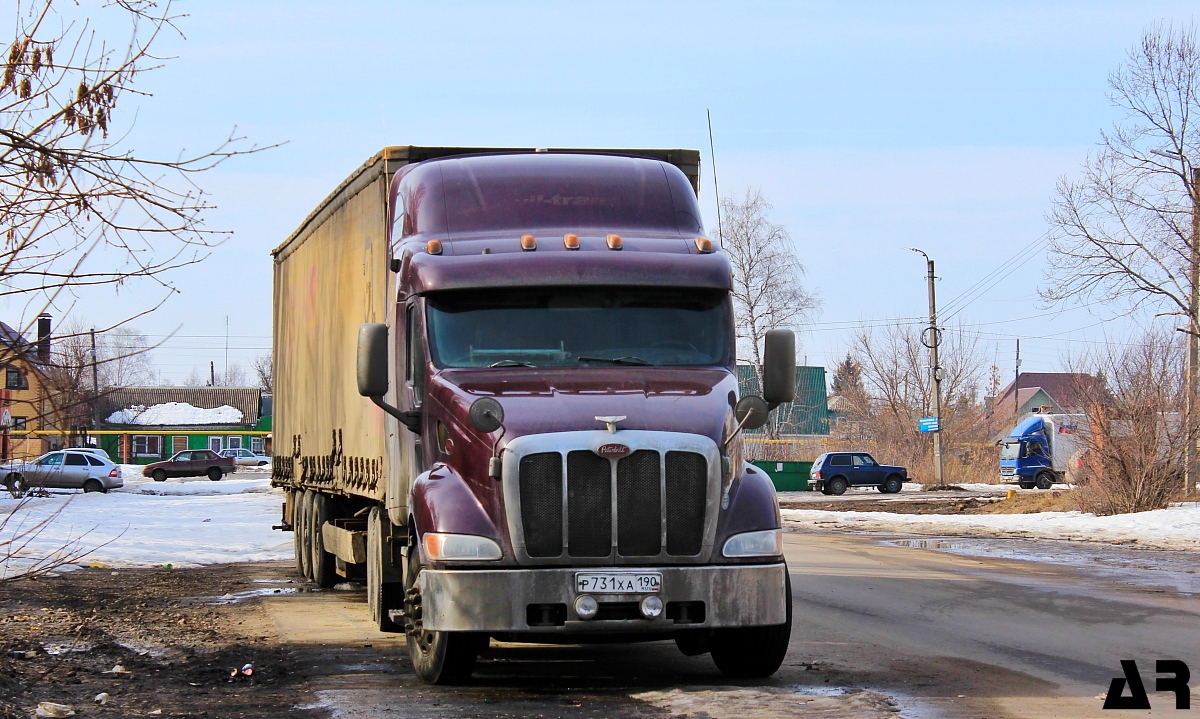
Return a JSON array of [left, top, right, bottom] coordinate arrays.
[[99, 386, 263, 427], [993, 372, 1104, 413], [0, 321, 47, 370]]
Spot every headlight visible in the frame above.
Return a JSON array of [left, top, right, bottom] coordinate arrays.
[[422, 533, 502, 561], [722, 529, 782, 558]]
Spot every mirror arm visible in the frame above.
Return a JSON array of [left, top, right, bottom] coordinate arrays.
[[370, 395, 421, 434], [722, 412, 755, 450]]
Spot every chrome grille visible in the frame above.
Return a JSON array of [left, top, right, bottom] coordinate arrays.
[[616, 450, 662, 556], [508, 434, 715, 564], [567, 451, 612, 557], [519, 453, 563, 557]]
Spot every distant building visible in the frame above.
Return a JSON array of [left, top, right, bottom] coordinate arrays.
[[97, 386, 272, 464], [0, 315, 67, 459], [988, 372, 1105, 417], [736, 365, 831, 436]]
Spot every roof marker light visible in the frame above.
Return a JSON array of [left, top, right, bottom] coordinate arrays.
[[521, 234, 537, 251], [564, 233, 580, 250], [695, 237, 713, 253], [607, 234, 623, 250], [426, 239, 443, 255]]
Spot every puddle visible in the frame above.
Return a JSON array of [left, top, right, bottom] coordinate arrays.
[[42, 639, 91, 655], [183, 587, 300, 605], [885, 536, 1200, 595], [251, 578, 297, 584], [332, 662, 394, 673], [794, 685, 848, 696]]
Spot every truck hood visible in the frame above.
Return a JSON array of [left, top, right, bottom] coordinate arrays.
[[431, 367, 738, 448]]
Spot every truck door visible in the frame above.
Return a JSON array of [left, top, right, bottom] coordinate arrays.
[[405, 302, 426, 476]]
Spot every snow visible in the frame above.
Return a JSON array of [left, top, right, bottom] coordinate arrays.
[[0, 475, 290, 575], [782, 505, 1200, 550], [105, 402, 244, 426]]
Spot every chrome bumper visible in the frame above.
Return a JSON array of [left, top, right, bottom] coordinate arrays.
[[419, 562, 787, 633]]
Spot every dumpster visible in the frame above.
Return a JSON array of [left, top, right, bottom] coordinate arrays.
[[750, 460, 812, 491]]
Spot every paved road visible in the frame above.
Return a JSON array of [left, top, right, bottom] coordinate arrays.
[[262, 532, 1199, 718]]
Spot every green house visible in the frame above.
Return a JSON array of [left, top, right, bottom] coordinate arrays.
[[96, 386, 271, 464], [736, 365, 830, 436]]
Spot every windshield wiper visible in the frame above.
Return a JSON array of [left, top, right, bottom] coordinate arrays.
[[577, 356, 653, 366], [488, 359, 535, 368]]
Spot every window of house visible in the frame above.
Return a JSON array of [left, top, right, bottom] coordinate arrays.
[[251, 437, 264, 454], [5, 367, 27, 390], [132, 435, 161, 457], [11, 417, 26, 430], [227, 436, 242, 450], [209, 437, 223, 452], [172, 436, 188, 454]]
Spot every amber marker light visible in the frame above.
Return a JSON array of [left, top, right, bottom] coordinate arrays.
[[607, 234, 623, 250], [426, 239, 443, 255], [521, 234, 537, 251], [563, 233, 580, 250], [695, 236, 713, 253]]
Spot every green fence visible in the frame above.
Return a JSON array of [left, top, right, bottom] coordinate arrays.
[[750, 460, 812, 491]]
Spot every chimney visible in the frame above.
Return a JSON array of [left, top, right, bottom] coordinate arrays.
[[36, 313, 51, 362]]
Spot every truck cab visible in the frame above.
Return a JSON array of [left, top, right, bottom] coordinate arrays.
[[348, 151, 795, 683]]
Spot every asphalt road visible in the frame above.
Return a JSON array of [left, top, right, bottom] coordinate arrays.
[[261, 532, 1200, 718]]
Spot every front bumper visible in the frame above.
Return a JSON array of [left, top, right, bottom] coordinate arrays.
[[419, 562, 787, 633]]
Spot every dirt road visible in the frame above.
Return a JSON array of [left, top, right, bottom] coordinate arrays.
[[3, 531, 1196, 718]]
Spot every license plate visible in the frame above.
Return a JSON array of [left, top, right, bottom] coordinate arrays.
[[575, 572, 661, 594]]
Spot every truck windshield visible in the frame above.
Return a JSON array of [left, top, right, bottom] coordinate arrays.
[[425, 288, 731, 368], [1000, 441, 1021, 460]]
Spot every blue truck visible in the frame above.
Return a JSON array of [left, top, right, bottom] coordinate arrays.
[[998, 414, 1084, 489]]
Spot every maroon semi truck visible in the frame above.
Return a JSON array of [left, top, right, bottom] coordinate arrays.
[[272, 146, 795, 684]]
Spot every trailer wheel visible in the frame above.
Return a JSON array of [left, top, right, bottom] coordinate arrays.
[[296, 491, 313, 580], [290, 490, 305, 578], [828, 477, 848, 495], [403, 531, 484, 684], [310, 492, 337, 588], [1035, 472, 1054, 490], [367, 506, 402, 632], [710, 568, 791, 678]]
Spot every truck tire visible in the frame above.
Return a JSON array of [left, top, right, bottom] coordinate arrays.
[[710, 569, 792, 678], [828, 477, 848, 495], [881, 475, 903, 494], [290, 490, 305, 578], [367, 506, 402, 633], [1035, 472, 1054, 490], [310, 492, 338, 588], [297, 491, 313, 581], [403, 531, 484, 684]]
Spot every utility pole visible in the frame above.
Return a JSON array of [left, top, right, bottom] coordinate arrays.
[[909, 248, 944, 489], [1188, 166, 1200, 497], [1015, 339, 1021, 418], [210, 360, 216, 387], [89, 328, 99, 429], [225, 315, 230, 382]]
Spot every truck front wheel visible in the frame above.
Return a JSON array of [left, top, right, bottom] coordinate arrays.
[[403, 533, 486, 684], [709, 569, 792, 678], [1035, 472, 1054, 490]]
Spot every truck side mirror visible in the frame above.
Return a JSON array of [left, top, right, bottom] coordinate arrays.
[[734, 396, 769, 431], [762, 329, 796, 407], [357, 323, 389, 397], [357, 323, 422, 434]]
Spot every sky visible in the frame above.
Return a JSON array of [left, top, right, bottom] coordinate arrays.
[[19, 0, 1199, 386]]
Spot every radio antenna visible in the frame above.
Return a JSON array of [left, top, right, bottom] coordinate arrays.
[[707, 109, 724, 243]]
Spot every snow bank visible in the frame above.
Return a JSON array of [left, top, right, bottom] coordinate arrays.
[[782, 505, 1200, 550], [0, 477, 290, 573], [106, 402, 244, 426]]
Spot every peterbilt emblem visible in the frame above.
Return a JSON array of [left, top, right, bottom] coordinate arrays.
[[596, 443, 631, 458]]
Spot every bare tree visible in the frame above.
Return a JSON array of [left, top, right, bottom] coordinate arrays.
[[1068, 328, 1189, 513], [0, 0, 269, 358], [849, 322, 990, 484], [1043, 24, 1200, 494], [251, 352, 272, 392], [720, 189, 819, 437]]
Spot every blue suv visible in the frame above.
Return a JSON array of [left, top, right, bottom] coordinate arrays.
[[810, 452, 909, 495]]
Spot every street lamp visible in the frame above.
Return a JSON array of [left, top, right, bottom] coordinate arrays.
[[909, 248, 945, 489]]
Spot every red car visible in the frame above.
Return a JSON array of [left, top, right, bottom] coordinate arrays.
[[142, 449, 236, 482]]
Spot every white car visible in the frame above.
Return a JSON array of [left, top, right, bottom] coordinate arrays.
[[219, 448, 271, 466], [3, 450, 123, 497]]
